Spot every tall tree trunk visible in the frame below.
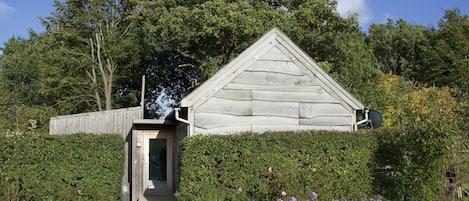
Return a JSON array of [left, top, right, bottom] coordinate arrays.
[[95, 31, 114, 111], [89, 37, 103, 111], [104, 58, 114, 111]]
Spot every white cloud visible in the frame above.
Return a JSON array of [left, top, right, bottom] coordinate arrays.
[[0, 2, 15, 23], [336, 0, 371, 25]]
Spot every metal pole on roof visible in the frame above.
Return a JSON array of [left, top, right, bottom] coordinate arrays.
[[140, 75, 145, 119]]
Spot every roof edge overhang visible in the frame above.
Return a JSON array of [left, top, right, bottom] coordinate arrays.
[[132, 118, 176, 126]]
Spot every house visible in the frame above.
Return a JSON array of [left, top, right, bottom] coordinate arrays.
[[50, 28, 365, 201]]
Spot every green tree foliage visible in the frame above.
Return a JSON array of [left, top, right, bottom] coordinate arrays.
[[0, 1, 466, 137], [128, 0, 280, 111], [367, 11, 468, 136], [423, 9, 469, 93], [39, 0, 142, 112], [283, 1, 383, 108], [376, 74, 461, 199], [153, 0, 289, 77], [377, 73, 460, 132], [139, 0, 381, 110], [0, 0, 384, 118], [0, 38, 57, 131], [424, 10, 469, 132], [368, 19, 429, 79], [0, 38, 42, 106], [325, 30, 382, 109]]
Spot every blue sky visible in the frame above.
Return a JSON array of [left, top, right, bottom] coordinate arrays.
[[0, 1, 55, 47], [336, 0, 469, 31], [1, 0, 469, 49]]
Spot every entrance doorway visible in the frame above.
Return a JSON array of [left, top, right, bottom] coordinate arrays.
[[148, 139, 167, 191], [132, 128, 175, 201], [144, 137, 172, 195]]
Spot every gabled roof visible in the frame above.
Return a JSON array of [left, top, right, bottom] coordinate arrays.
[[180, 28, 364, 110]]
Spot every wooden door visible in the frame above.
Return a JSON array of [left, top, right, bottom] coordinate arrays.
[[132, 129, 174, 201]]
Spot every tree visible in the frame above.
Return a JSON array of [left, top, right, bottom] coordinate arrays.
[[0, 37, 57, 130], [286, 1, 382, 107], [18, 0, 386, 117], [431, 9, 469, 135], [367, 19, 429, 79], [39, 0, 141, 112], [366, 11, 469, 134], [129, 0, 294, 115], [154, 0, 289, 78], [135, 0, 382, 112], [0, 38, 42, 105], [424, 9, 469, 93], [326, 30, 383, 109]]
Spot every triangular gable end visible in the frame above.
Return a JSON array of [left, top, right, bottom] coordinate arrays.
[[271, 29, 364, 110], [180, 28, 364, 111]]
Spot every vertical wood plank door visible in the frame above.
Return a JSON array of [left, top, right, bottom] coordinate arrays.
[[132, 129, 175, 201]]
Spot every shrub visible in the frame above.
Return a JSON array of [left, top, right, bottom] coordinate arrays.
[[177, 128, 453, 201], [374, 129, 451, 201], [0, 133, 124, 200], [0, 105, 57, 132], [177, 131, 379, 201]]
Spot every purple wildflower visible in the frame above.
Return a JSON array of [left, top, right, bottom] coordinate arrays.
[[290, 196, 297, 201], [449, 184, 455, 191], [309, 192, 318, 200], [277, 198, 284, 201]]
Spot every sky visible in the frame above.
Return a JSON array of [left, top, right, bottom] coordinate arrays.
[[1, 0, 469, 50], [336, 0, 469, 30]]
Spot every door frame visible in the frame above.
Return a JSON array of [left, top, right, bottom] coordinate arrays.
[[131, 127, 175, 201]]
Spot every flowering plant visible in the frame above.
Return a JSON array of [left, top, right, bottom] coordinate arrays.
[[253, 191, 382, 201]]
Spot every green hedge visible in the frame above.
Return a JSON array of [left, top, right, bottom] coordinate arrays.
[[177, 129, 451, 201], [374, 128, 452, 201], [0, 134, 124, 201], [177, 131, 380, 201]]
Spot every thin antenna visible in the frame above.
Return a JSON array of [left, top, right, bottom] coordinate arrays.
[[140, 75, 145, 119]]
